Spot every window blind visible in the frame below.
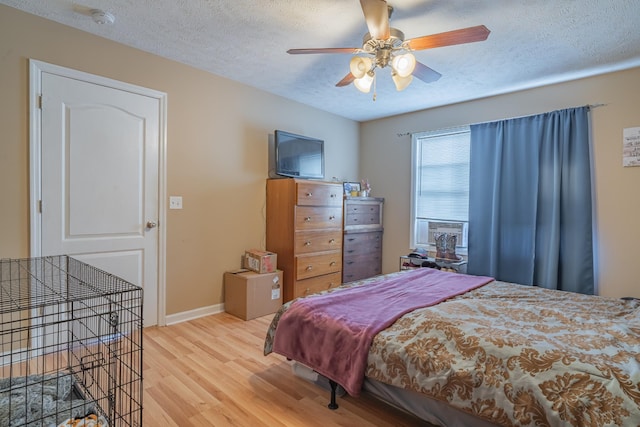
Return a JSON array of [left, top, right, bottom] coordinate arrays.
[[411, 127, 470, 248]]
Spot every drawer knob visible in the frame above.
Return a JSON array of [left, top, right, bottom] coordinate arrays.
[[305, 241, 312, 246], [306, 265, 313, 271], [329, 215, 336, 220], [330, 261, 336, 266], [329, 238, 335, 244], [305, 288, 310, 295], [306, 192, 313, 197], [330, 193, 336, 198], [305, 216, 312, 222]]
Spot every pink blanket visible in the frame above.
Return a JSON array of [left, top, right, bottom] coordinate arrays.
[[272, 268, 494, 396]]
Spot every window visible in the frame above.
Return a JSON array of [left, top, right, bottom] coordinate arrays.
[[410, 127, 470, 252]]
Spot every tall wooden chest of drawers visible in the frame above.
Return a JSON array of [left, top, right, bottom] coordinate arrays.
[[342, 197, 384, 283], [266, 179, 343, 302]]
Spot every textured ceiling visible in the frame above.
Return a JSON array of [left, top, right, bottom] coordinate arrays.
[[2, 0, 640, 122]]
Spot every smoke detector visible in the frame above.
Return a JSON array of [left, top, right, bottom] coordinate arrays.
[[91, 9, 115, 25]]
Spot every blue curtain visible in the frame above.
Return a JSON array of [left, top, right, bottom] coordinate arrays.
[[467, 106, 594, 294]]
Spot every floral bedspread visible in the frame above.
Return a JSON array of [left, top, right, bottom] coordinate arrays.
[[264, 273, 640, 427]]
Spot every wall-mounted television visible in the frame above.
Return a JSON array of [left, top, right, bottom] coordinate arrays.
[[274, 130, 324, 179]]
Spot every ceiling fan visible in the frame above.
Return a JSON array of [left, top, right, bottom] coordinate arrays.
[[287, 0, 490, 95]]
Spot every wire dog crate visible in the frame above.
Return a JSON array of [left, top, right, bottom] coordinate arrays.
[[0, 256, 143, 426]]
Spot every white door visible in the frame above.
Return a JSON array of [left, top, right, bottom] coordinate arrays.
[[31, 61, 166, 327]]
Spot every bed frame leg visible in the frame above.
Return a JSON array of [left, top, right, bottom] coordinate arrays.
[[328, 380, 339, 410]]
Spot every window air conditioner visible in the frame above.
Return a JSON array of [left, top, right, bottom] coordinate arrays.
[[427, 221, 467, 247]]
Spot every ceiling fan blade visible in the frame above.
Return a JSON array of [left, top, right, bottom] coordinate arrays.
[[413, 61, 442, 83], [287, 47, 359, 55], [360, 0, 390, 40], [336, 72, 356, 87], [406, 25, 490, 51]]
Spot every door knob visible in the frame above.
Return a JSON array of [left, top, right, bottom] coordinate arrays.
[[146, 221, 157, 229]]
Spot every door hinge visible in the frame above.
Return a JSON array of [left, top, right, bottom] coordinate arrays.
[[38, 95, 42, 109], [38, 200, 42, 213]]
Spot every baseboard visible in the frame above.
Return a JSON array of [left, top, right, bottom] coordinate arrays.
[[164, 303, 225, 326]]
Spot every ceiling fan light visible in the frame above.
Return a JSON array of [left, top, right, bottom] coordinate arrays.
[[392, 73, 413, 91], [354, 72, 374, 93], [391, 53, 416, 78], [349, 56, 373, 79]]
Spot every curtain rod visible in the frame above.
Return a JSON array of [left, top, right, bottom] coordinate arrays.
[[396, 103, 608, 138]]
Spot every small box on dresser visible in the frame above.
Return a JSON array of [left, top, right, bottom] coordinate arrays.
[[343, 196, 384, 283], [243, 249, 277, 273]]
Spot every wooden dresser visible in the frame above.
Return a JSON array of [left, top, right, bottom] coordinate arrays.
[[266, 179, 343, 302], [342, 197, 384, 283]]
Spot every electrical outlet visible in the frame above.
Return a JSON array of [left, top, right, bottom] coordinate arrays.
[[169, 196, 183, 209]]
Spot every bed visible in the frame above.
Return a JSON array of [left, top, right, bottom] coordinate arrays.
[[264, 268, 640, 427]]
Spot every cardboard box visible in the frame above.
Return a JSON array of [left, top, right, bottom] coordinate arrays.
[[243, 249, 277, 274], [224, 269, 283, 320]]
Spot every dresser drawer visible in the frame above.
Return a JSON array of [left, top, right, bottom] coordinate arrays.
[[293, 272, 342, 298], [342, 262, 382, 283], [295, 230, 343, 254], [345, 212, 381, 227], [343, 249, 382, 267], [345, 203, 380, 217], [296, 182, 342, 206], [295, 251, 342, 280], [343, 198, 383, 231], [295, 206, 343, 230], [343, 231, 382, 254]]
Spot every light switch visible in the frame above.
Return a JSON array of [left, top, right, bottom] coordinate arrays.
[[169, 196, 183, 209]]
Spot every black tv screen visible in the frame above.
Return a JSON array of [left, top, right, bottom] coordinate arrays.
[[275, 130, 324, 179]]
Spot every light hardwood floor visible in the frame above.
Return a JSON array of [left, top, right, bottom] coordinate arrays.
[[143, 312, 433, 426]]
